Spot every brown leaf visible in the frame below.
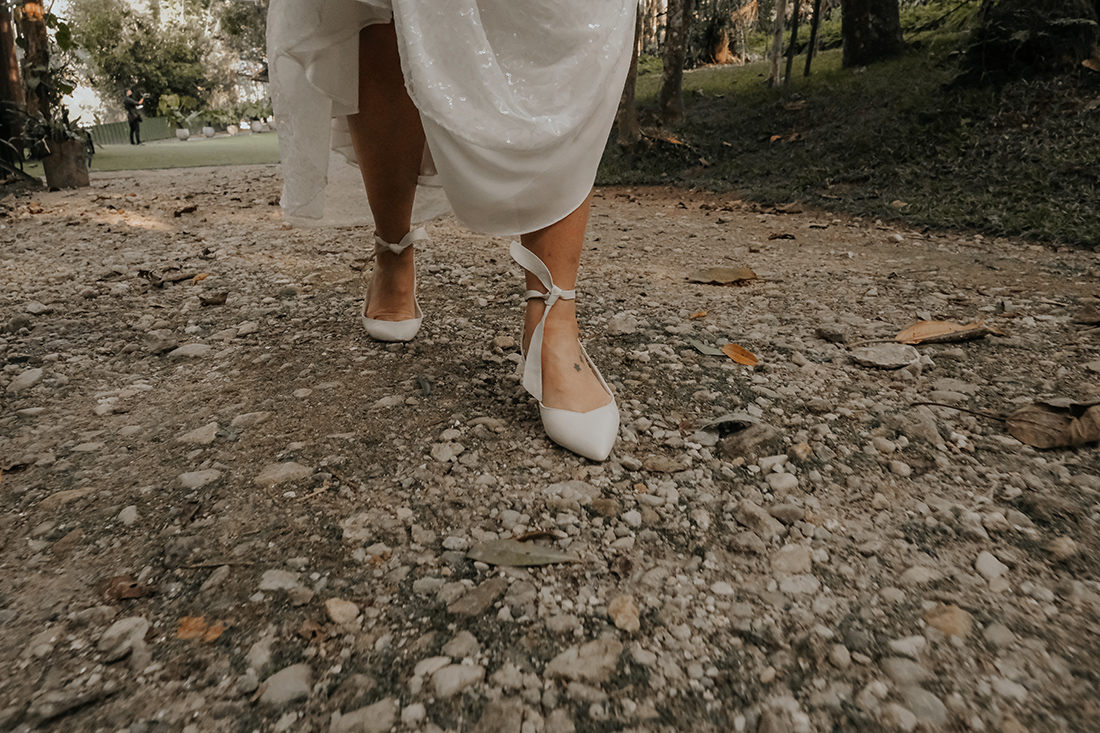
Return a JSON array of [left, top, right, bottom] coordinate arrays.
[[1083, 58, 1100, 72], [689, 310, 708, 320], [721, 343, 759, 366], [177, 616, 207, 640], [297, 619, 326, 643], [199, 292, 228, 306], [191, 273, 210, 284], [204, 621, 226, 642], [895, 320, 1000, 345], [686, 267, 758, 285], [1007, 401, 1100, 449], [101, 575, 155, 601]]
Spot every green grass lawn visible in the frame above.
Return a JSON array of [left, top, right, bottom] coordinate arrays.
[[23, 131, 281, 177], [600, 38, 1100, 248]]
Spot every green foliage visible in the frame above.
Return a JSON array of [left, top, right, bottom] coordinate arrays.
[[212, 0, 268, 65], [957, 0, 1100, 85], [66, 0, 225, 112], [601, 39, 1100, 248]]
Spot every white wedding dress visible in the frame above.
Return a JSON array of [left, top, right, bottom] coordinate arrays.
[[267, 0, 636, 235]]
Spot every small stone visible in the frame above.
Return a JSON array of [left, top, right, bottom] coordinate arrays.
[[850, 344, 920, 369], [642, 454, 688, 473], [545, 638, 623, 683], [888, 461, 912, 477], [771, 544, 813, 574], [888, 636, 926, 659], [325, 598, 360, 625], [828, 644, 851, 670], [431, 442, 465, 463], [990, 677, 1029, 702], [590, 498, 620, 517], [881, 657, 930, 686], [493, 335, 516, 349], [255, 462, 313, 488], [871, 436, 897, 454], [117, 505, 139, 526], [259, 664, 312, 706], [432, 664, 484, 698], [25, 301, 51, 315], [606, 313, 639, 335], [98, 617, 150, 662], [442, 630, 480, 658], [982, 622, 1016, 648], [331, 698, 399, 733], [975, 551, 1008, 581], [608, 595, 640, 632], [871, 493, 890, 510], [900, 687, 947, 728], [401, 703, 426, 727], [899, 566, 942, 586], [711, 581, 735, 596], [765, 472, 799, 492], [778, 574, 820, 595], [231, 411, 272, 428], [622, 510, 642, 528], [922, 604, 972, 638], [258, 569, 300, 591], [178, 469, 222, 489], [168, 343, 212, 359], [199, 565, 231, 595], [177, 422, 219, 445], [768, 504, 805, 524], [881, 703, 919, 732], [720, 423, 784, 463], [6, 367, 43, 393], [735, 499, 786, 541], [1046, 536, 1078, 561]]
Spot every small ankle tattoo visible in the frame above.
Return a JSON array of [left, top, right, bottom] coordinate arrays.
[[574, 363, 582, 372]]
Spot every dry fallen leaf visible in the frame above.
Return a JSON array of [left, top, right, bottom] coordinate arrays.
[[191, 273, 210, 284], [466, 539, 578, 567], [721, 343, 759, 366], [686, 267, 758, 285], [689, 310, 708, 320], [895, 320, 1000, 345], [1007, 400, 1100, 449], [297, 619, 326, 643], [1084, 58, 1100, 72], [177, 616, 225, 642]]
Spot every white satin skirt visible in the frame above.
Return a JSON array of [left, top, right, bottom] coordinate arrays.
[[267, 0, 636, 235]]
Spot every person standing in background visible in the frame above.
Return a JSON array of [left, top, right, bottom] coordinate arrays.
[[124, 89, 143, 145]]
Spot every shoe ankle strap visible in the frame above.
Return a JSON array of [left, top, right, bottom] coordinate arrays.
[[374, 227, 428, 256], [511, 241, 582, 402]]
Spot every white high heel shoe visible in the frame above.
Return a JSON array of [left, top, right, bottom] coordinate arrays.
[[361, 228, 428, 342], [510, 242, 619, 461]]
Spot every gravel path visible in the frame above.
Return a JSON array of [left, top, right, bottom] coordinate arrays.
[[1, 165, 1098, 733]]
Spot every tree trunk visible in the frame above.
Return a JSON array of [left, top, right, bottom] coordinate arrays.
[[660, 0, 694, 127], [804, 0, 824, 75], [616, 2, 644, 150], [0, 8, 24, 109], [42, 138, 89, 189], [16, 1, 49, 118], [784, 0, 803, 83], [768, 0, 789, 86], [841, 0, 904, 68]]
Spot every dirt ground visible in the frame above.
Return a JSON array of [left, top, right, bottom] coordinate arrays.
[[1, 165, 1098, 733]]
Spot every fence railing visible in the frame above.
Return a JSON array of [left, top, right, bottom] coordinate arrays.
[[87, 117, 174, 146]]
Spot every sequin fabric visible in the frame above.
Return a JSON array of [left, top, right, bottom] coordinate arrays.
[[268, 0, 636, 234]]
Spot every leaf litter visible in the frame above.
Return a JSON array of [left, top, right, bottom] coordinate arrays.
[[685, 266, 758, 285], [466, 539, 578, 567]]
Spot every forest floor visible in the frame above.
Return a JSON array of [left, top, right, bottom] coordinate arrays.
[[1, 164, 1099, 733]]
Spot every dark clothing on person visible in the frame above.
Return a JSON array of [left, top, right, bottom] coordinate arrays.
[[124, 93, 143, 145]]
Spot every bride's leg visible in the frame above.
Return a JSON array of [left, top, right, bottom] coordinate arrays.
[[520, 193, 613, 414], [347, 21, 425, 322]]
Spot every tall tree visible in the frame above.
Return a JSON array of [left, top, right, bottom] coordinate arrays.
[[68, 0, 224, 113], [660, 0, 695, 127], [616, 1, 644, 150], [16, 1, 49, 117], [841, 0, 904, 68], [768, 0, 790, 85]]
